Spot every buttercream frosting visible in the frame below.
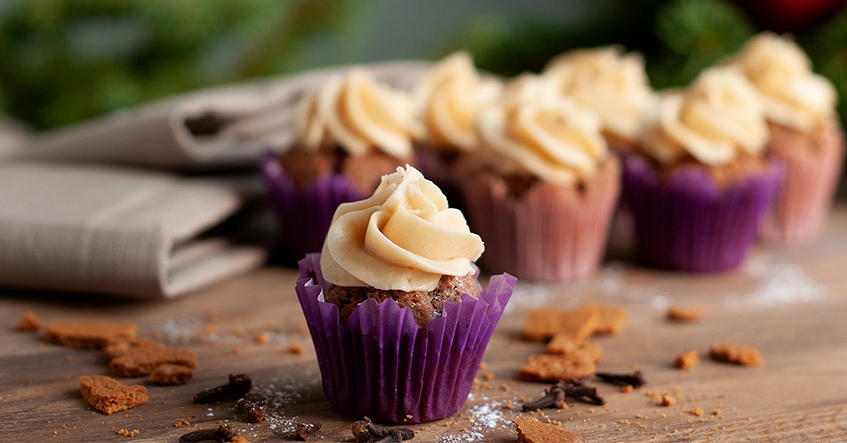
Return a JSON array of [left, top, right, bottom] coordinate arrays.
[[724, 32, 837, 131], [414, 52, 502, 152], [543, 46, 654, 141], [477, 74, 609, 185], [295, 68, 423, 159], [321, 165, 484, 291], [639, 67, 769, 166]]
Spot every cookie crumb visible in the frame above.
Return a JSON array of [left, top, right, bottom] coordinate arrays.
[[580, 303, 628, 335], [514, 416, 583, 442], [660, 394, 676, 407], [79, 375, 148, 415], [667, 306, 703, 322], [675, 350, 699, 370], [46, 322, 137, 349], [116, 429, 140, 437], [106, 338, 196, 377], [288, 343, 305, 355], [523, 307, 599, 342], [147, 364, 194, 385], [708, 343, 763, 366], [518, 354, 596, 383], [546, 335, 603, 363], [689, 407, 704, 417], [17, 311, 42, 331]]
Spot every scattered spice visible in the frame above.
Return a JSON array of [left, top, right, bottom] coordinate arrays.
[[294, 422, 322, 441], [193, 374, 252, 403], [595, 370, 646, 388], [236, 399, 266, 423], [178, 424, 239, 443], [351, 416, 415, 442], [117, 429, 140, 437], [522, 379, 605, 411]]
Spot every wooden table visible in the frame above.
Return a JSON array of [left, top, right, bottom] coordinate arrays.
[[3, 205, 847, 443]]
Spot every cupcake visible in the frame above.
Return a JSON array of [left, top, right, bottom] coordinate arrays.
[[261, 68, 424, 261], [542, 46, 655, 154], [295, 165, 514, 423], [623, 66, 783, 272], [723, 33, 844, 244], [461, 74, 620, 282], [412, 52, 502, 201]]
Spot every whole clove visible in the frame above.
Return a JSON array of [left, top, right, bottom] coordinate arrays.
[[178, 424, 238, 442], [236, 398, 266, 423], [193, 373, 252, 403], [294, 422, 322, 441], [522, 379, 605, 412], [595, 370, 646, 388], [352, 417, 415, 442]]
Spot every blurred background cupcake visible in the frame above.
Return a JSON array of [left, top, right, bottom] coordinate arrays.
[[461, 74, 620, 282], [262, 68, 424, 262], [542, 46, 656, 154], [623, 66, 782, 272], [412, 52, 502, 205], [723, 32, 845, 245]]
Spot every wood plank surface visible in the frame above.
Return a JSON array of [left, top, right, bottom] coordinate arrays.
[[2, 205, 847, 443]]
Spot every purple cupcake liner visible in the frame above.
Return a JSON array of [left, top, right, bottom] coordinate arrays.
[[295, 253, 515, 424], [260, 154, 362, 261], [621, 155, 783, 272]]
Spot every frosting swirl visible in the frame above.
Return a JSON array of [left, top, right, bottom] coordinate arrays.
[[543, 46, 654, 141], [414, 52, 502, 152], [477, 74, 609, 185], [321, 165, 484, 291], [639, 67, 769, 166], [295, 68, 423, 159], [724, 33, 837, 131]]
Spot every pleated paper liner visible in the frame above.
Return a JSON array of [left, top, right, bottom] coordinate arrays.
[[260, 154, 362, 262], [295, 254, 515, 424], [759, 123, 845, 244], [621, 155, 783, 272], [461, 156, 620, 282]]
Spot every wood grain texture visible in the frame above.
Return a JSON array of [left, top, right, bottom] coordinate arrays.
[[2, 205, 847, 442]]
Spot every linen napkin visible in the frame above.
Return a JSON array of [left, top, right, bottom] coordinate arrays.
[[0, 61, 431, 298]]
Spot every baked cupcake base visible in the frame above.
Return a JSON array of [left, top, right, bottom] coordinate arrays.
[[760, 122, 845, 244], [295, 254, 514, 424], [622, 155, 782, 272], [461, 156, 620, 282], [261, 154, 362, 262]]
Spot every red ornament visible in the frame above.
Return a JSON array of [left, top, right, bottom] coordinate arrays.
[[732, 0, 847, 33]]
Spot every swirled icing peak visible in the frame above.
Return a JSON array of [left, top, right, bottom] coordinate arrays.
[[639, 67, 769, 166], [477, 74, 609, 185], [320, 165, 484, 291], [414, 52, 502, 152], [543, 46, 654, 141], [724, 32, 837, 131], [295, 68, 424, 159]]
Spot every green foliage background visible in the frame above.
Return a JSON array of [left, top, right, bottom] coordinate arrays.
[[0, 0, 844, 131]]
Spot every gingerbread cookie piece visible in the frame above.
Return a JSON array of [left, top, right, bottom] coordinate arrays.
[[518, 354, 596, 383], [79, 375, 148, 415], [709, 342, 764, 366], [106, 338, 197, 377], [580, 303, 627, 334], [522, 307, 599, 342], [514, 417, 583, 443], [546, 335, 603, 363], [147, 364, 194, 385], [17, 311, 42, 331], [46, 321, 136, 349], [667, 305, 704, 322]]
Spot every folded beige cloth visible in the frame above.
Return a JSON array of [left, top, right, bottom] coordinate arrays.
[[8, 61, 431, 170], [0, 161, 269, 298], [0, 61, 431, 298]]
